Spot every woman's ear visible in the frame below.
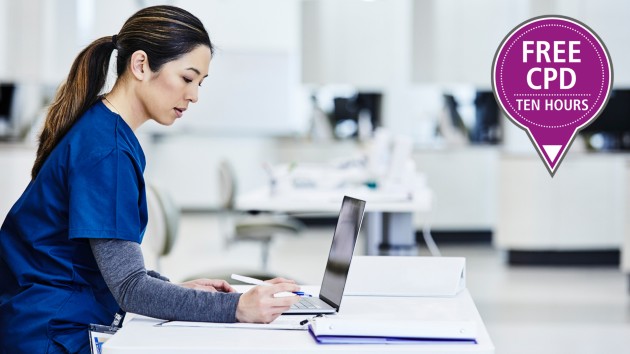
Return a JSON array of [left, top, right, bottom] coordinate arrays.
[[129, 50, 149, 81]]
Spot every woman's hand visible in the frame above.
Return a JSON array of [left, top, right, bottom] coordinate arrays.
[[263, 277, 297, 285], [179, 278, 236, 293], [235, 282, 301, 323]]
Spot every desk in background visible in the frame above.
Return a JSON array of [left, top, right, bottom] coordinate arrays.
[[237, 187, 432, 256], [103, 286, 494, 354]]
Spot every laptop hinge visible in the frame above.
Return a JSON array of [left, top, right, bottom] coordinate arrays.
[[319, 294, 339, 312]]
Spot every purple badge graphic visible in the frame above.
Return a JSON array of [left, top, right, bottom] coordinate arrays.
[[492, 16, 612, 176]]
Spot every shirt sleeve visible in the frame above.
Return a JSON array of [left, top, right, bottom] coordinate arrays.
[[68, 148, 147, 242], [147, 270, 170, 282], [90, 238, 241, 323]]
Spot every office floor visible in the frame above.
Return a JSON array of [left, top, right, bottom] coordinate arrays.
[[160, 213, 630, 354]]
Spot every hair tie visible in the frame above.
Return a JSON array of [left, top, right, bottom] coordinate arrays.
[[111, 34, 118, 47]]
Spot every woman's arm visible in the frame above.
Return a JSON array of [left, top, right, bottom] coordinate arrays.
[[90, 238, 240, 323]]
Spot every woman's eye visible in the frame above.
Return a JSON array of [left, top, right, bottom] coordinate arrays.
[[183, 77, 193, 83]]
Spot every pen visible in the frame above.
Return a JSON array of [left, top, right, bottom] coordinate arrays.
[[299, 314, 323, 326], [292, 291, 312, 297], [230, 274, 312, 297]]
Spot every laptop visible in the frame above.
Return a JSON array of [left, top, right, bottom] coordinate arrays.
[[284, 195, 366, 314]]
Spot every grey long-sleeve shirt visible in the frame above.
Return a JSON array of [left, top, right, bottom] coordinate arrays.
[[90, 238, 241, 323]]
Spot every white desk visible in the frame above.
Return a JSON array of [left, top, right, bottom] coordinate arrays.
[[103, 287, 493, 354], [237, 187, 432, 256]]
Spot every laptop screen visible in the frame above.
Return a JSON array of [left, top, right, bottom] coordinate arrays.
[[319, 196, 366, 308]]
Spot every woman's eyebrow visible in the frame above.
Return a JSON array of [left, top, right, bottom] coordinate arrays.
[[186, 67, 208, 78], [186, 67, 201, 75]]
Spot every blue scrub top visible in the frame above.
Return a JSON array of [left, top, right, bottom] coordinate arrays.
[[0, 101, 147, 354]]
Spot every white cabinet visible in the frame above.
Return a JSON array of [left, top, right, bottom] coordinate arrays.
[[496, 153, 626, 250]]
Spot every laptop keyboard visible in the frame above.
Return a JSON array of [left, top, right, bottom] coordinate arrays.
[[291, 297, 321, 309]]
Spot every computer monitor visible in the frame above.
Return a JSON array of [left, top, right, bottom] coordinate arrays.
[[0, 83, 16, 122], [0, 83, 17, 138], [443, 94, 468, 138], [471, 91, 501, 144], [332, 92, 382, 138], [580, 89, 630, 150], [581, 89, 630, 133]]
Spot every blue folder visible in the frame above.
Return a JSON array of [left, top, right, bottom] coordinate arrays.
[[308, 326, 477, 345]]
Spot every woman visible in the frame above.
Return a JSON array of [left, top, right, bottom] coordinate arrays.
[[0, 5, 300, 353]]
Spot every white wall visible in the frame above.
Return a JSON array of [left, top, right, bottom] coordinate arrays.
[[3, 0, 45, 83], [171, 0, 305, 136], [413, 0, 529, 87], [548, 0, 630, 87], [91, 0, 139, 40], [0, 0, 8, 80], [1, 0, 630, 134], [177, 0, 299, 52], [302, 0, 412, 89]]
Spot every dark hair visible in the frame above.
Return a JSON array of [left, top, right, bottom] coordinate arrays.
[[32, 5, 212, 179]]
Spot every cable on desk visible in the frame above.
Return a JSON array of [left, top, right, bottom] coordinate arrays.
[[421, 194, 441, 257]]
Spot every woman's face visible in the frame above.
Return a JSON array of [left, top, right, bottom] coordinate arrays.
[[141, 45, 212, 126]]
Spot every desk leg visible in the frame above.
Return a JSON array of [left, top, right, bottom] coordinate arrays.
[[365, 212, 417, 256], [365, 212, 383, 256]]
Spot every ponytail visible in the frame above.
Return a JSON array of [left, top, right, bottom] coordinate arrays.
[[31, 36, 115, 179]]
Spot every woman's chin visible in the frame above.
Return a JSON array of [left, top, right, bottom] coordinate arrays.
[[152, 117, 177, 126]]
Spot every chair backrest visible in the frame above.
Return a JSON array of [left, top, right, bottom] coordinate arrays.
[[144, 183, 180, 257], [218, 160, 237, 210]]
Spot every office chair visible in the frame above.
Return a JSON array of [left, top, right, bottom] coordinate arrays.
[[218, 160, 305, 272], [141, 183, 180, 273]]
